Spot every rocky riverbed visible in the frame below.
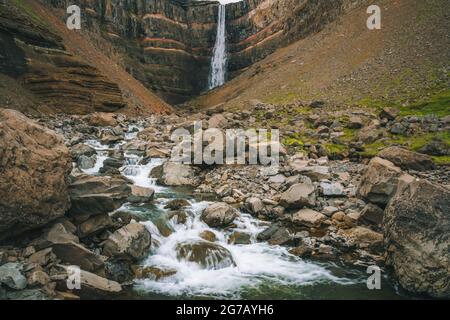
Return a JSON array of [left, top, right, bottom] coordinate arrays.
[[0, 103, 448, 299]]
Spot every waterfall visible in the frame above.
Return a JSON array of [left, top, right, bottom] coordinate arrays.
[[208, 4, 227, 90]]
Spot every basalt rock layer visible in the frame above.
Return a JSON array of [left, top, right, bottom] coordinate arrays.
[[0, 3, 126, 114], [43, 0, 359, 104]]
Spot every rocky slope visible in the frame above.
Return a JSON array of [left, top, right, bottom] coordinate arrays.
[[42, 0, 362, 103], [0, 0, 171, 115]]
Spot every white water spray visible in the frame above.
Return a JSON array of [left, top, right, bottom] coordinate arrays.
[[208, 4, 227, 89]]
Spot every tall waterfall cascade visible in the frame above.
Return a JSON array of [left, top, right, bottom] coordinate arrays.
[[208, 4, 227, 90]]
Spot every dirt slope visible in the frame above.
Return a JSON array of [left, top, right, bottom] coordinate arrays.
[[191, 0, 449, 110]]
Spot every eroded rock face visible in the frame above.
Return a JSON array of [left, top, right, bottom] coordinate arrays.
[[0, 109, 71, 241], [384, 176, 450, 298]]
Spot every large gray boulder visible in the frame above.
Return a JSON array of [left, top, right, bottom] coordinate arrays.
[[0, 109, 71, 241], [384, 176, 450, 298], [102, 223, 151, 261]]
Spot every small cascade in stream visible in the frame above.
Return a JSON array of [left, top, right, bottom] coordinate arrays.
[[208, 4, 227, 89]]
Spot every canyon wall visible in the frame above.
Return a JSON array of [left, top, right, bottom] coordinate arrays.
[[43, 0, 363, 104]]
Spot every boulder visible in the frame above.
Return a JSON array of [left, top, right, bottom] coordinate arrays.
[[164, 199, 190, 210], [320, 181, 345, 197], [78, 214, 114, 238], [102, 223, 151, 261], [68, 174, 131, 217], [176, 240, 236, 270], [128, 185, 155, 203], [208, 114, 228, 128], [70, 143, 96, 161], [280, 183, 316, 209], [378, 147, 435, 171], [0, 109, 71, 241], [133, 266, 177, 280], [245, 197, 264, 215], [0, 263, 27, 290], [52, 242, 105, 273], [384, 176, 450, 298], [228, 231, 251, 245], [337, 226, 383, 249], [292, 209, 326, 227], [359, 203, 384, 225], [199, 230, 217, 242], [87, 112, 118, 127], [201, 202, 238, 228], [356, 157, 404, 207], [151, 162, 200, 186]]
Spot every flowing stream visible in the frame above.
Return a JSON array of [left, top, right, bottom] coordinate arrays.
[[208, 4, 227, 89], [82, 126, 405, 300]]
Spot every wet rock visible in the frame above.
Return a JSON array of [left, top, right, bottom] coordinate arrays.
[[68, 174, 131, 217], [103, 223, 151, 261], [0, 263, 27, 290], [52, 241, 105, 273], [146, 147, 171, 158], [78, 214, 113, 238], [378, 147, 435, 171], [268, 227, 292, 246], [71, 143, 96, 161], [176, 241, 236, 270], [199, 230, 217, 242], [164, 199, 190, 210], [128, 185, 155, 203], [99, 157, 123, 175], [77, 155, 97, 170], [356, 157, 404, 207], [133, 266, 177, 280], [228, 231, 251, 245], [384, 176, 450, 298], [289, 244, 313, 257], [167, 211, 188, 225], [257, 222, 282, 241], [105, 259, 134, 283], [201, 202, 238, 228], [292, 209, 326, 228], [280, 183, 316, 209], [0, 109, 71, 241]]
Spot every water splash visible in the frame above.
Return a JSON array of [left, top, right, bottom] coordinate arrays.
[[208, 4, 227, 89]]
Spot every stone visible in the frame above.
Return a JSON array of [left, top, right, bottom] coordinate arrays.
[[289, 244, 313, 257], [128, 185, 155, 203], [151, 162, 200, 186], [347, 116, 364, 129], [320, 181, 345, 196], [0, 109, 71, 241], [105, 259, 134, 283], [257, 222, 282, 241], [164, 199, 190, 210], [69, 174, 131, 217], [28, 248, 56, 266], [52, 241, 105, 273], [356, 157, 404, 207], [87, 112, 118, 127], [384, 177, 450, 298], [379, 107, 399, 120], [322, 206, 339, 217], [176, 241, 236, 270], [28, 270, 50, 287], [77, 155, 97, 170], [245, 197, 264, 215], [292, 209, 326, 228], [228, 231, 251, 245], [377, 147, 435, 171], [0, 263, 27, 290], [208, 114, 228, 128], [78, 214, 113, 238], [296, 166, 331, 181], [359, 203, 384, 225], [30, 223, 79, 250], [268, 227, 292, 246], [55, 266, 122, 295], [103, 223, 151, 261], [280, 183, 316, 209], [146, 147, 170, 158], [201, 202, 238, 228], [133, 266, 177, 280], [337, 227, 383, 249], [71, 143, 96, 160], [417, 139, 449, 156], [199, 230, 217, 242]]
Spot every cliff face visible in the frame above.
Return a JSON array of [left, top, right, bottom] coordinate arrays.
[[0, 2, 125, 114], [43, 0, 358, 104]]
